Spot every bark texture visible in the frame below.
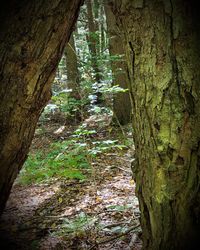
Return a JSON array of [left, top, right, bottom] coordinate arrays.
[[111, 0, 200, 249], [0, 0, 83, 215], [105, 3, 131, 125]]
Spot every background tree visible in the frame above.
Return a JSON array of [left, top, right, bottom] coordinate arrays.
[[104, 2, 131, 125], [111, 0, 200, 249], [86, 0, 101, 83], [86, 0, 103, 104], [0, 0, 83, 215], [64, 33, 80, 99]]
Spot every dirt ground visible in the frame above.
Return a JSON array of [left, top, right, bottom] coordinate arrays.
[[0, 121, 142, 250]]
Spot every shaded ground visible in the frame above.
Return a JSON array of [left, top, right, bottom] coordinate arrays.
[[0, 120, 142, 250]]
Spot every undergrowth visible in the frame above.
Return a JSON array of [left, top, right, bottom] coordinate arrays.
[[18, 141, 90, 185], [18, 125, 129, 185]]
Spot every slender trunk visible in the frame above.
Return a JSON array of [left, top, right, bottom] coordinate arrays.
[[86, 0, 100, 82], [64, 33, 80, 99], [111, 0, 200, 249], [100, 4, 106, 54], [86, 0, 102, 90], [0, 0, 83, 215], [104, 3, 131, 125]]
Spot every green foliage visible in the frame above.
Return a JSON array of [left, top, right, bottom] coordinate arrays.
[[19, 122, 128, 185], [100, 84, 128, 94], [73, 125, 96, 138], [18, 141, 90, 185], [89, 139, 127, 156], [51, 92, 86, 118], [71, 124, 127, 157]]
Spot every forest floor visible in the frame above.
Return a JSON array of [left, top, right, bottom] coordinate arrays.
[[0, 116, 142, 250]]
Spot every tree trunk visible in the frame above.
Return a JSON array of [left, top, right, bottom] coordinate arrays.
[[0, 0, 83, 215], [86, 0, 101, 83], [100, 3, 106, 55], [104, 3, 131, 125], [111, 0, 200, 249], [64, 33, 80, 99], [86, 0, 104, 105]]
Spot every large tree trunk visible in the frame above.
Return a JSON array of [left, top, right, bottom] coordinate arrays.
[[111, 0, 200, 249], [104, 3, 131, 125], [0, 0, 83, 215]]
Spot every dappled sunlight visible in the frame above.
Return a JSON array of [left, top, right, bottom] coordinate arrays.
[[1, 140, 141, 249]]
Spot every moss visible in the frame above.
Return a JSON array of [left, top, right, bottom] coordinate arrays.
[[157, 145, 164, 152], [158, 123, 170, 147], [154, 169, 171, 203]]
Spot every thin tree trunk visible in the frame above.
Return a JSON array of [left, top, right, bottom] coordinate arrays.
[[100, 4, 106, 54], [111, 0, 200, 249], [86, 0, 101, 83], [0, 0, 83, 215], [86, 0, 103, 105], [64, 33, 80, 99], [104, 3, 131, 125]]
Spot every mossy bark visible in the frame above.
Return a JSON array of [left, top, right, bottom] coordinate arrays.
[[111, 0, 200, 249], [0, 0, 83, 215]]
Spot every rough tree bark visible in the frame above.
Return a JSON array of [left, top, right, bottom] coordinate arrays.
[[111, 0, 200, 249], [0, 0, 83, 215], [104, 3, 131, 125]]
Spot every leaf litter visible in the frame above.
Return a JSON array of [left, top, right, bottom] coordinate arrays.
[[0, 121, 142, 250]]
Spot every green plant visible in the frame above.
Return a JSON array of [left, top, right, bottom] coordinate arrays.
[[55, 212, 98, 238], [73, 125, 97, 138], [52, 93, 85, 118], [89, 139, 127, 157], [18, 141, 90, 185], [71, 124, 128, 156], [100, 84, 128, 94], [19, 119, 128, 185]]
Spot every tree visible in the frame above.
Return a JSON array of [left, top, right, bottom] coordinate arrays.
[[86, 0, 101, 83], [104, 2, 131, 125], [64, 33, 80, 99], [86, 0, 103, 104], [111, 0, 200, 249], [0, 0, 83, 215]]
